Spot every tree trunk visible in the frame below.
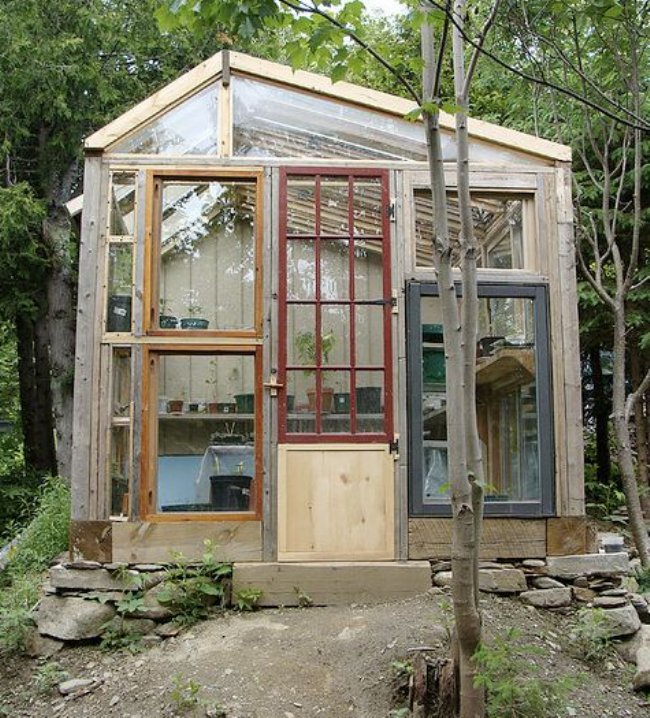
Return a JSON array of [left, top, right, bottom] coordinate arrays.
[[631, 351, 650, 517], [612, 307, 649, 565], [589, 346, 611, 486], [43, 206, 77, 479], [15, 311, 57, 475]]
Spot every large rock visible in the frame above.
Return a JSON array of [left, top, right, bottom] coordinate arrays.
[[593, 595, 627, 609], [633, 626, 650, 690], [520, 588, 572, 609], [546, 553, 629, 580], [36, 596, 116, 640], [531, 576, 565, 590], [23, 628, 63, 658], [434, 568, 527, 593], [132, 583, 174, 621], [104, 617, 156, 636], [600, 604, 641, 639], [49, 565, 140, 592]]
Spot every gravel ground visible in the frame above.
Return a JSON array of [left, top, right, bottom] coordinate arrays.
[[2, 592, 650, 717]]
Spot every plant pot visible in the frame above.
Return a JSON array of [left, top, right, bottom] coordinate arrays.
[[167, 399, 184, 413], [286, 395, 295, 412], [333, 392, 350, 413], [307, 387, 334, 413], [356, 386, 382, 414], [180, 317, 209, 330], [159, 314, 178, 329], [107, 295, 132, 332], [188, 401, 200, 413], [209, 432, 245, 445], [234, 393, 255, 413], [209, 475, 252, 511]]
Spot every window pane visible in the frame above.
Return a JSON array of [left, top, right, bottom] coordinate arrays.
[[112, 349, 131, 418], [106, 243, 133, 333], [112, 83, 219, 155], [322, 370, 350, 433], [320, 177, 349, 235], [355, 370, 384, 432], [414, 192, 526, 270], [158, 180, 256, 331], [419, 295, 540, 505], [321, 305, 350, 364], [355, 305, 384, 366], [287, 304, 316, 366], [109, 173, 136, 236], [285, 370, 316, 434], [286, 178, 316, 234], [110, 425, 130, 517], [157, 354, 255, 513], [354, 179, 383, 236], [354, 240, 384, 301]]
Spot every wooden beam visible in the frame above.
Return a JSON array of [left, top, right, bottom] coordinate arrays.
[[69, 520, 113, 563], [546, 517, 587, 556], [112, 520, 262, 563], [408, 518, 546, 559]]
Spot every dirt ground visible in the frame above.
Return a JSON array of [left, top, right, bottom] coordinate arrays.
[[2, 592, 650, 718]]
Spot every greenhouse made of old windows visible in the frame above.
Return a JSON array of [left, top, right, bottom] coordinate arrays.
[[70, 51, 585, 591]]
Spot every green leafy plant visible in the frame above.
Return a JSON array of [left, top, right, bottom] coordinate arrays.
[[100, 625, 143, 653], [156, 541, 232, 625], [566, 607, 612, 664], [293, 586, 313, 608], [294, 329, 336, 372], [33, 661, 69, 694], [635, 565, 650, 593], [170, 673, 202, 712], [474, 628, 572, 718], [391, 659, 413, 680], [233, 588, 263, 612]]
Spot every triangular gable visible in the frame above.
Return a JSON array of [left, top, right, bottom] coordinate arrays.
[[84, 50, 570, 163]]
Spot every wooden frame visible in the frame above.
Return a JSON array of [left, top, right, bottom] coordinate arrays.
[[143, 168, 264, 340], [140, 343, 263, 522]]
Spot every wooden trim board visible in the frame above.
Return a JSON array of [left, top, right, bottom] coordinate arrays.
[[112, 520, 262, 563], [409, 518, 547, 559]]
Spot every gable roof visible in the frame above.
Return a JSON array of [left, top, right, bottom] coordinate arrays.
[[84, 50, 570, 162]]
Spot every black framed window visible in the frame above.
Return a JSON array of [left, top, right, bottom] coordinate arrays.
[[407, 282, 554, 517]]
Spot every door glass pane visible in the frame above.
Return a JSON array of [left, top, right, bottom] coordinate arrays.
[[285, 370, 316, 434], [321, 305, 350, 365], [287, 241, 316, 300], [286, 178, 315, 234], [112, 83, 219, 155], [355, 305, 384, 366], [320, 241, 350, 300], [322, 370, 350, 433], [419, 295, 540, 505], [355, 371, 384, 432], [158, 180, 256, 331], [354, 240, 384, 300], [354, 178, 383, 236], [106, 243, 133, 333], [320, 177, 349, 235], [156, 354, 256, 513], [287, 304, 316, 366]]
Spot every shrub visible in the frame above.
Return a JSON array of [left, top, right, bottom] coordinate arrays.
[[566, 607, 611, 664], [474, 628, 572, 718]]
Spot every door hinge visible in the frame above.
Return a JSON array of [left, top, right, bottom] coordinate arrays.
[[387, 200, 396, 221], [389, 438, 399, 454]]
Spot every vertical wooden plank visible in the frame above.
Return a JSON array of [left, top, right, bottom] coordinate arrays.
[[95, 344, 112, 519], [132, 170, 146, 337], [555, 163, 584, 516], [535, 175, 550, 280], [71, 155, 105, 521], [542, 173, 569, 517], [219, 79, 233, 157], [393, 169, 408, 560], [130, 345, 143, 519], [263, 167, 279, 561]]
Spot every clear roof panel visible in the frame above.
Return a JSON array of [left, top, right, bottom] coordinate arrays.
[[111, 83, 220, 155], [231, 76, 537, 164]]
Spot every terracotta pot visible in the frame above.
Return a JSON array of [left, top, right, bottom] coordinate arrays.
[[167, 399, 184, 413], [307, 387, 334, 413]]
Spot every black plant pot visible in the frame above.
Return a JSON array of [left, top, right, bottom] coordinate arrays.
[[160, 314, 178, 329], [209, 475, 252, 511], [356, 387, 382, 414], [180, 317, 209, 329], [107, 295, 132, 332]]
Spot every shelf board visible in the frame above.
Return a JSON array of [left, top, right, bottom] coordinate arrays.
[[159, 412, 254, 420]]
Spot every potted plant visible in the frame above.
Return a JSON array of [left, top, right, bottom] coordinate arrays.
[[106, 247, 133, 332], [294, 329, 336, 413], [167, 388, 186, 414], [180, 290, 209, 329], [159, 298, 178, 329]]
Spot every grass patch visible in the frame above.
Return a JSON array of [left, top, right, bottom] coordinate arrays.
[[0, 476, 70, 655]]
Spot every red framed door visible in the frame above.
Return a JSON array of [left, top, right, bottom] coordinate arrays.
[[278, 168, 393, 443]]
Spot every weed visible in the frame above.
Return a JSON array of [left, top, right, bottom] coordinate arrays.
[[100, 626, 143, 653], [388, 709, 411, 718], [391, 659, 413, 680], [566, 607, 611, 664], [156, 541, 232, 626], [474, 627, 572, 718], [170, 673, 202, 712], [293, 586, 313, 608], [634, 565, 650, 593], [233, 588, 263, 611], [33, 661, 69, 694]]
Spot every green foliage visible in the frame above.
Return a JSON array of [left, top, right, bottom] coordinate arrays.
[[155, 541, 232, 625], [294, 330, 336, 367], [566, 608, 612, 664], [0, 477, 70, 655], [634, 566, 650, 593], [233, 588, 263, 612], [293, 586, 313, 608], [170, 673, 202, 712], [33, 661, 69, 694], [391, 659, 414, 680], [474, 628, 572, 718], [100, 625, 144, 654]]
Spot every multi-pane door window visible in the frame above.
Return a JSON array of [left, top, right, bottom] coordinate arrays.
[[279, 170, 393, 441]]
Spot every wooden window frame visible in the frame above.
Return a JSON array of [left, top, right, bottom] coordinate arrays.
[[143, 168, 264, 339], [278, 167, 394, 444], [140, 344, 263, 522]]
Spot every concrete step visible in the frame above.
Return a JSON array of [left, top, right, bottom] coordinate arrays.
[[232, 561, 432, 607]]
